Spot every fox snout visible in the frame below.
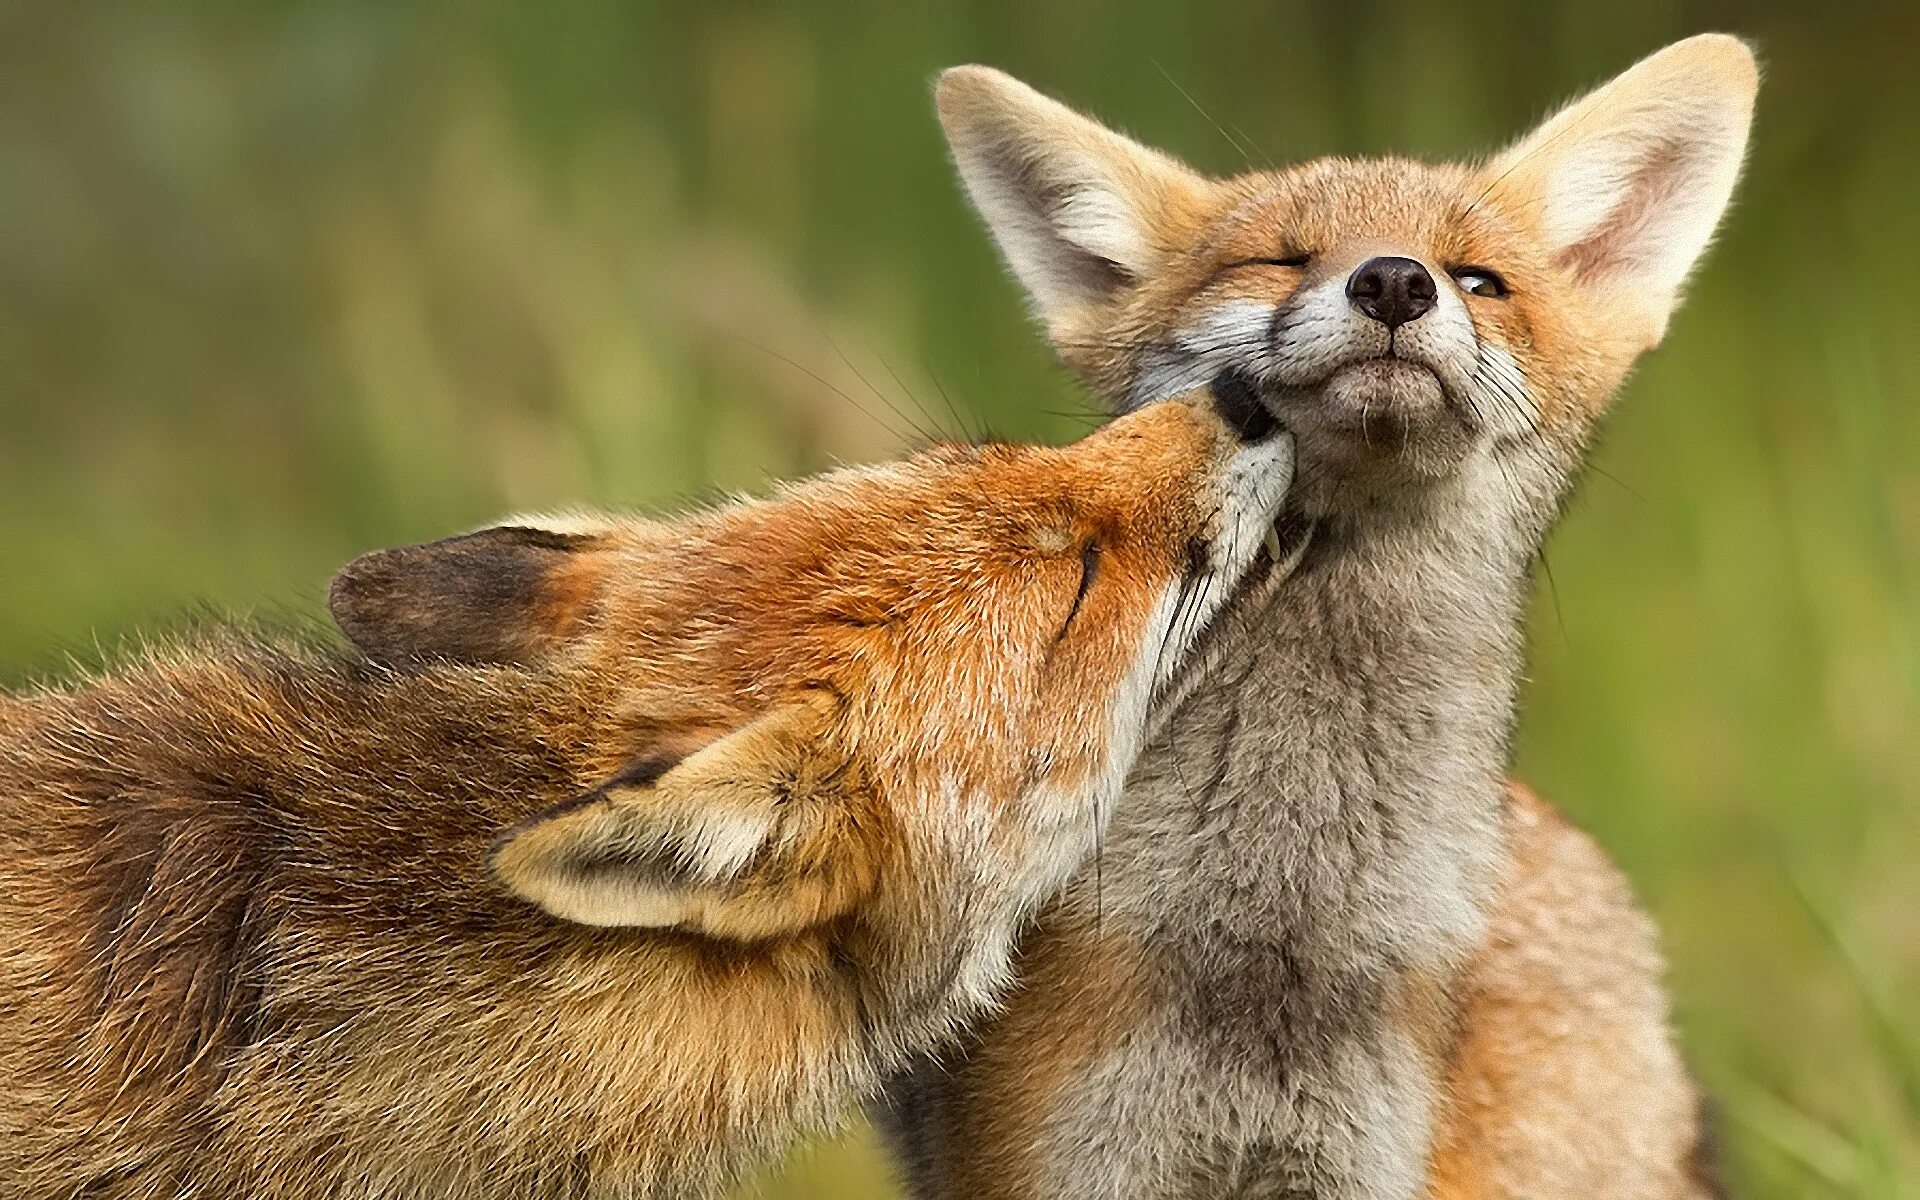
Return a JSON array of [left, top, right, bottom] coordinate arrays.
[[1224, 244, 1491, 487], [1346, 256, 1437, 330]]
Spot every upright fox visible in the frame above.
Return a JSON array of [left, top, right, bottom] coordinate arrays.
[[884, 36, 1757, 1199], [0, 395, 1292, 1198]]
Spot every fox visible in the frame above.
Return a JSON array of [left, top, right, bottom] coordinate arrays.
[[880, 34, 1757, 1200], [0, 393, 1294, 1199]]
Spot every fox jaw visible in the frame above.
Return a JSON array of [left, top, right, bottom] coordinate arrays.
[[332, 394, 1291, 1018], [937, 35, 1757, 533]]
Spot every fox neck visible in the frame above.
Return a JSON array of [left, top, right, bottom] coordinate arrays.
[[843, 844, 1057, 1067], [1104, 449, 1541, 992]]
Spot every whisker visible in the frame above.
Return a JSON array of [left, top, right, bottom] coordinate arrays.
[[727, 334, 919, 446], [1536, 547, 1573, 657], [1153, 58, 1257, 167], [921, 365, 977, 442], [876, 348, 960, 442], [822, 330, 939, 443], [1151, 576, 1205, 816]]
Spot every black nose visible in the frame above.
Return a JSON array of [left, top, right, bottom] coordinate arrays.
[[1208, 371, 1279, 443], [1346, 256, 1436, 330]]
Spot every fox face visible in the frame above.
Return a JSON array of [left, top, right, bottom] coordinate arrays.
[[330, 394, 1291, 948], [937, 36, 1756, 526]]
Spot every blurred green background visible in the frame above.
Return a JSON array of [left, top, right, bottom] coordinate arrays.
[[1, 1, 1914, 1195]]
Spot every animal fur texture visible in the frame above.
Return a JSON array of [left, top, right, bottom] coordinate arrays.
[[0, 396, 1294, 1198], [882, 34, 1756, 1200]]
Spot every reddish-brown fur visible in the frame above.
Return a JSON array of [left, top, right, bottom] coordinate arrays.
[[0, 398, 1287, 1198]]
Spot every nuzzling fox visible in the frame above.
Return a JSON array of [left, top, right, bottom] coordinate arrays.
[[0, 394, 1293, 1198], [884, 35, 1757, 1200]]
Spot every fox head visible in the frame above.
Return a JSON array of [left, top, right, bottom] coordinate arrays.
[[937, 35, 1757, 533], [328, 395, 1291, 949]]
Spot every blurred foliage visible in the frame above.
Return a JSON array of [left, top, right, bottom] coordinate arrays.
[[1, 1, 1915, 1196]]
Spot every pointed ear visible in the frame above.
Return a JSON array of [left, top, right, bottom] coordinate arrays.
[[936, 65, 1214, 336], [1480, 34, 1758, 350], [329, 523, 612, 666], [488, 693, 877, 940]]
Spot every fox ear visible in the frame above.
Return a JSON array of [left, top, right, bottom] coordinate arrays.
[[488, 693, 875, 940], [936, 65, 1214, 336], [329, 521, 612, 666], [1480, 34, 1758, 350]]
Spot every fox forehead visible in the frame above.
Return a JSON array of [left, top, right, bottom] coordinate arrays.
[[697, 405, 1219, 561], [577, 407, 1219, 670], [1159, 157, 1546, 285], [1222, 159, 1474, 244]]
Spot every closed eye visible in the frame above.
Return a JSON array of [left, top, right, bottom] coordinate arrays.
[[1224, 251, 1312, 272], [1059, 541, 1100, 636]]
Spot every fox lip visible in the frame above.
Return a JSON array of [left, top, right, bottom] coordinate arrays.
[[1263, 356, 1471, 452], [1247, 304, 1474, 419], [1269, 347, 1447, 401]]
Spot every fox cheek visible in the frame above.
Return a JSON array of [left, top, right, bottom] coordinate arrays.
[[1129, 299, 1280, 409]]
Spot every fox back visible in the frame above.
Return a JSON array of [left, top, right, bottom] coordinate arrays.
[[0, 395, 1291, 1199]]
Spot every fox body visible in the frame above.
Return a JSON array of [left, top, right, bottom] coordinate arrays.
[[0, 397, 1292, 1199], [884, 36, 1756, 1200]]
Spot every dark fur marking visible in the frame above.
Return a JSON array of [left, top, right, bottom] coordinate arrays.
[[330, 526, 597, 666], [484, 739, 750, 906], [1056, 542, 1101, 641], [486, 752, 688, 866], [603, 755, 681, 791], [1184, 536, 1211, 580], [1210, 370, 1281, 443], [1267, 511, 1318, 572]]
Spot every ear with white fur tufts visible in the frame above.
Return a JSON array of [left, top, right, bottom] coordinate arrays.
[[1480, 33, 1759, 350], [488, 692, 876, 940], [936, 65, 1214, 338]]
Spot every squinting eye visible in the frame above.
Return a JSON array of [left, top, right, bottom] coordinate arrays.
[[1450, 266, 1510, 298]]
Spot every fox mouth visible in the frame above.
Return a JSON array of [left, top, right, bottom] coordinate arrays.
[[1257, 352, 1475, 486], [1315, 354, 1448, 415], [1252, 509, 1314, 581], [1149, 510, 1315, 723]]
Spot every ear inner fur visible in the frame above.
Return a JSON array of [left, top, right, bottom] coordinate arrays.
[[936, 65, 1216, 330], [1478, 33, 1758, 348], [488, 692, 880, 937]]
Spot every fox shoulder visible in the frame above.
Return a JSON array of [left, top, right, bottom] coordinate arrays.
[[1427, 785, 1707, 1200]]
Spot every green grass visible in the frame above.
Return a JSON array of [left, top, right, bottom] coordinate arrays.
[[1, 2, 1914, 1195]]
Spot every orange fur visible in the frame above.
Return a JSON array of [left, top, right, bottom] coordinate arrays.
[[1423, 787, 1711, 1199], [0, 396, 1292, 1198]]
